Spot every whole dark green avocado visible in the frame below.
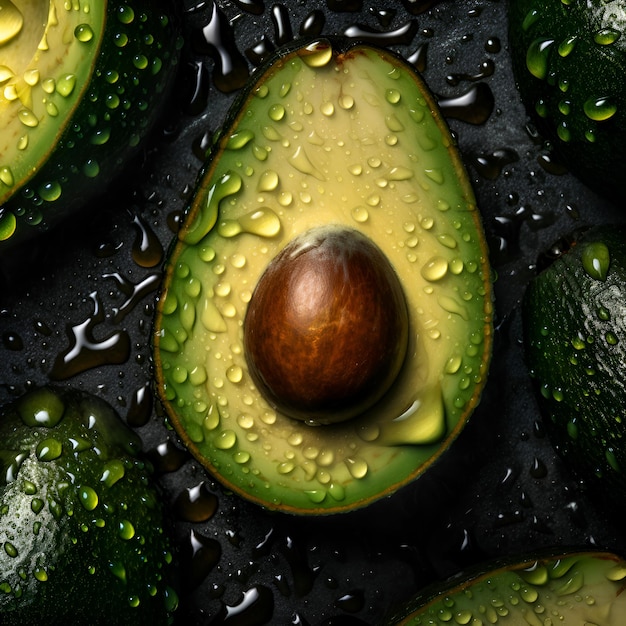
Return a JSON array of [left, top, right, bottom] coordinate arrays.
[[0, 0, 181, 247], [523, 225, 626, 509], [0, 386, 178, 625], [509, 0, 626, 203]]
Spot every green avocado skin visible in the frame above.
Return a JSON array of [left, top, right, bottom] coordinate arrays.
[[0, 387, 177, 625], [508, 0, 626, 203], [386, 550, 626, 624], [0, 0, 181, 249], [522, 225, 626, 506]]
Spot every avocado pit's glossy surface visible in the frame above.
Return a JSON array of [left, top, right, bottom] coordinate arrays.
[[244, 225, 409, 424]]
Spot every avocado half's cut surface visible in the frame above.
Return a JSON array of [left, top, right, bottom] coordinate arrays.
[[0, 386, 177, 625], [0, 0, 180, 246], [387, 550, 626, 624], [523, 225, 626, 507], [153, 38, 493, 514]]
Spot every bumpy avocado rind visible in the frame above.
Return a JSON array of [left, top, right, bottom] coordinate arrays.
[[523, 225, 626, 507], [0, 0, 181, 247], [0, 386, 178, 625], [508, 0, 626, 203], [386, 551, 626, 624], [153, 39, 493, 514]]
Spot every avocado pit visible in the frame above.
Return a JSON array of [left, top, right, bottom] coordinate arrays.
[[243, 225, 409, 424]]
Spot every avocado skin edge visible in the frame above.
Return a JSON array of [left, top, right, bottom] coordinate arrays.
[[522, 225, 626, 509], [0, 386, 177, 625], [0, 0, 182, 251], [508, 0, 626, 204], [385, 549, 626, 624], [153, 37, 494, 515]]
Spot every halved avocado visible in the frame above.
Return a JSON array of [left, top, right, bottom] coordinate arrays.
[[0, 0, 181, 246], [153, 39, 493, 514], [386, 550, 626, 624]]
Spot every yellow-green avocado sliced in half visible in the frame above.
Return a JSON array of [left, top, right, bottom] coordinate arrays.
[[0, 0, 181, 246], [386, 551, 626, 624], [153, 39, 493, 514]]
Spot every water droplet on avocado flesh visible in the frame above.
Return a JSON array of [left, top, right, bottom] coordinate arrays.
[[244, 225, 409, 424], [0, 0, 180, 246], [388, 551, 626, 624], [154, 39, 493, 514], [0, 386, 176, 623]]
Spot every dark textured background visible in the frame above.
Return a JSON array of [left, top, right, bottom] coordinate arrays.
[[1, 1, 624, 623]]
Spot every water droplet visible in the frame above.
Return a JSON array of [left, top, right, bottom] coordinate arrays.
[[421, 256, 449, 281], [184, 172, 243, 245], [119, 519, 135, 540], [36, 438, 63, 461], [74, 23, 94, 42], [351, 206, 369, 223], [345, 457, 368, 479], [583, 96, 617, 121], [581, 241, 610, 281], [255, 166, 278, 190], [526, 38, 554, 80], [78, 485, 99, 511], [594, 28, 621, 45], [227, 129, 255, 151], [175, 482, 218, 522], [301, 40, 333, 67], [56, 73, 77, 97], [100, 459, 126, 487]]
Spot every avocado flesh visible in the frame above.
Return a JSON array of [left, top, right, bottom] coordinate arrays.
[[523, 225, 626, 505], [154, 40, 493, 514], [388, 551, 626, 624], [0, 1, 105, 205], [0, 0, 180, 245], [0, 386, 177, 624]]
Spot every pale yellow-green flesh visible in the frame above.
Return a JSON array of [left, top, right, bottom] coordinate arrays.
[[155, 43, 493, 513], [394, 552, 626, 625], [0, 0, 105, 203]]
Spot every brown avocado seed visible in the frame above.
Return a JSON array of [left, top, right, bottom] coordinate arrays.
[[243, 225, 409, 424]]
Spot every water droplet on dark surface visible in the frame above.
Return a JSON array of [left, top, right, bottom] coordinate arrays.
[[146, 439, 190, 473], [193, 3, 250, 93], [175, 482, 218, 522], [2, 332, 23, 351], [126, 382, 153, 427], [104, 271, 161, 323], [271, 4, 293, 46], [131, 214, 163, 268], [530, 456, 548, 479], [182, 60, 211, 116], [300, 10, 326, 37], [471, 148, 519, 180], [50, 292, 131, 380], [343, 20, 418, 45], [233, 0, 265, 15], [407, 43, 428, 73], [437, 83, 494, 124], [181, 528, 221, 588], [212, 585, 274, 625], [335, 589, 365, 613]]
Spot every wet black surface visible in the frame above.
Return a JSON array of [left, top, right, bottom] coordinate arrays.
[[1, 0, 625, 624]]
